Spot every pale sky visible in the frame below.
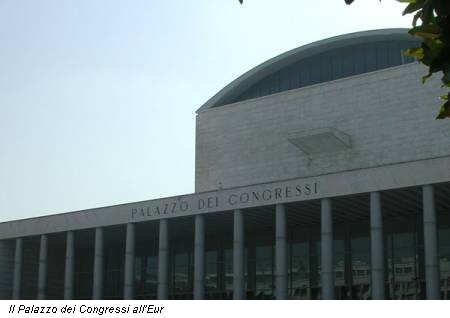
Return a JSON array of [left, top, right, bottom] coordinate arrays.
[[0, 0, 411, 222]]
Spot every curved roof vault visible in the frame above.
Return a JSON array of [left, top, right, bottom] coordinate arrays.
[[197, 28, 419, 113]]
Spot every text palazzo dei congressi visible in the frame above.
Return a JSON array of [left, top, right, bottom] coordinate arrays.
[[131, 181, 319, 220]]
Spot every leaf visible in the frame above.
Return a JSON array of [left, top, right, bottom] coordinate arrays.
[[420, 1, 434, 24], [423, 37, 444, 49], [442, 72, 450, 86], [436, 101, 450, 119], [412, 11, 422, 27], [404, 47, 424, 58], [409, 24, 441, 39], [422, 72, 432, 83], [403, 1, 425, 15]]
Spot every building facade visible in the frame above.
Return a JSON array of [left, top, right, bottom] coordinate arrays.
[[1, 29, 450, 300]]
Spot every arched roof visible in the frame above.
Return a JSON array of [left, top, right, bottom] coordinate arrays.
[[197, 28, 419, 113]]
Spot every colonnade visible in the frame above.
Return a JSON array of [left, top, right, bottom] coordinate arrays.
[[10, 186, 441, 300]]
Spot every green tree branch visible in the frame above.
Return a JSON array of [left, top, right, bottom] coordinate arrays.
[[348, 0, 450, 118], [239, 0, 450, 118]]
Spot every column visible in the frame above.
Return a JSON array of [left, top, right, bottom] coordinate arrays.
[[423, 185, 440, 299], [194, 214, 205, 300], [233, 209, 245, 300], [157, 219, 169, 299], [37, 234, 48, 300], [275, 204, 288, 300], [370, 192, 385, 299], [92, 227, 104, 300], [64, 231, 75, 300], [321, 198, 334, 300], [370, 192, 385, 300], [124, 223, 136, 300], [12, 238, 23, 300]]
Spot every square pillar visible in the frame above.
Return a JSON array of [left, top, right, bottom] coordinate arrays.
[[12, 238, 23, 300], [194, 215, 205, 300], [275, 204, 288, 300], [92, 227, 104, 300], [37, 235, 48, 300], [233, 209, 245, 300], [157, 219, 169, 299], [423, 185, 440, 299], [370, 192, 385, 300], [321, 198, 334, 300], [64, 231, 75, 300], [124, 223, 136, 300]]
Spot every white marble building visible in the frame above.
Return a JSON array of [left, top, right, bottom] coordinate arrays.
[[1, 28, 450, 300]]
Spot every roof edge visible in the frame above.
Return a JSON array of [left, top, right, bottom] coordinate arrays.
[[197, 28, 414, 113]]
